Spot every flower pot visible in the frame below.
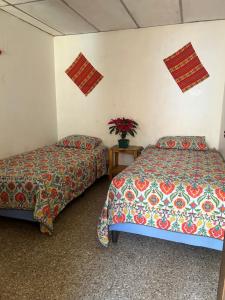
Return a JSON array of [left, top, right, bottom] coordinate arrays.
[[118, 139, 129, 148]]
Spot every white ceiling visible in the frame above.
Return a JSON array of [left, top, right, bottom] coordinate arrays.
[[0, 0, 225, 36], [122, 0, 181, 27]]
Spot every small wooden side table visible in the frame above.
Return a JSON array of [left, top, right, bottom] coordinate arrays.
[[108, 145, 143, 180]]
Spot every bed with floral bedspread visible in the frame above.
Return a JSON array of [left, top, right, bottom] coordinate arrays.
[[98, 145, 225, 248], [0, 143, 107, 233]]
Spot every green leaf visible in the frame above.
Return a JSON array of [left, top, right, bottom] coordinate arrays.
[[211, 195, 220, 207], [183, 193, 190, 203], [197, 194, 207, 205], [121, 186, 126, 194], [156, 189, 163, 199], [129, 130, 134, 137], [133, 187, 139, 197], [144, 188, 153, 198], [170, 191, 178, 200]]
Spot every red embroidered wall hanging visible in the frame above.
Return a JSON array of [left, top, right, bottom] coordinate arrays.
[[65, 53, 103, 96], [164, 42, 209, 92]]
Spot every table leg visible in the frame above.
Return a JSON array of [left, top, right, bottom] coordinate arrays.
[[115, 152, 119, 167], [133, 151, 138, 159]]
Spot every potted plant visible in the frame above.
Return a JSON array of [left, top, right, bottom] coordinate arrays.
[[108, 117, 138, 148]]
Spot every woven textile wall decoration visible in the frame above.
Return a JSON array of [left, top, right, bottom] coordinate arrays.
[[164, 42, 209, 92], [65, 53, 103, 96]]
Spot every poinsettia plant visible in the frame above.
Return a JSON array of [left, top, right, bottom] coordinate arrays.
[[108, 117, 138, 139]]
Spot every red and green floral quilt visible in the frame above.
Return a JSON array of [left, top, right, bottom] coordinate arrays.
[[98, 146, 225, 246], [0, 144, 107, 233]]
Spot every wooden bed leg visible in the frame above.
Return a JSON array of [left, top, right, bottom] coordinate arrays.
[[111, 231, 119, 243]]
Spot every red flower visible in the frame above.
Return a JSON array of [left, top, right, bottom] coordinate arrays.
[[156, 219, 170, 230], [112, 177, 125, 189], [125, 190, 135, 202], [0, 191, 9, 203], [215, 188, 225, 201], [41, 165, 48, 170], [202, 201, 214, 213], [148, 194, 159, 206], [182, 222, 197, 234], [190, 202, 197, 209], [51, 188, 58, 199], [198, 143, 206, 150], [65, 176, 71, 185], [164, 199, 170, 205], [86, 143, 92, 150], [63, 139, 69, 146], [174, 198, 186, 209], [113, 213, 125, 223], [166, 140, 176, 148], [75, 141, 81, 148], [135, 179, 149, 191], [42, 173, 52, 182], [108, 117, 138, 139], [54, 205, 59, 217], [209, 226, 224, 239], [134, 214, 147, 225], [182, 141, 191, 149], [15, 192, 26, 202], [41, 190, 48, 199], [43, 205, 51, 217], [160, 182, 175, 195], [220, 205, 225, 213], [186, 185, 203, 198]]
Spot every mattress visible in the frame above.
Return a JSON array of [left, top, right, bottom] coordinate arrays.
[[0, 144, 107, 233], [98, 146, 225, 247]]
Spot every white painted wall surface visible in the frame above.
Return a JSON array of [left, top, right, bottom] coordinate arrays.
[[54, 20, 225, 150], [219, 85, 225, 159], [0, 11, 57, 159]]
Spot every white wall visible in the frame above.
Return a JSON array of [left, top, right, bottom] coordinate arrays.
[[0, 11, 57, 159], [219, 84, 225, 159], [54, 20, 225, 150]]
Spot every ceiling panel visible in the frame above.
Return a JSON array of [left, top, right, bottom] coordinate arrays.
[[1, 5, 62, 35], [16, 0, 97, 34], [123, 0, 181, 27], [64, 0, 137, 31], [1, 0, 225, 36], [6, 0, 42, 4], [182, 0, 225, 22], [0, 0, 8, 6]]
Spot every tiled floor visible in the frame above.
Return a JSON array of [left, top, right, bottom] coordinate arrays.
[[0, 177, 221, 299]]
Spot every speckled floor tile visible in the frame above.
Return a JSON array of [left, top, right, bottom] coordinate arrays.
[[0, 177, 221, 300]]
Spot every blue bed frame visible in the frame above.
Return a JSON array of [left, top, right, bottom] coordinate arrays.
[[1, 210, 223, 250], [109, 223, 223, 251], [0, 209, 35, 222]]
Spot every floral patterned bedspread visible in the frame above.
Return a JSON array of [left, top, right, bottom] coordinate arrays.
[[98, 146, 225, 247], [0, 144, 107, 233]]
